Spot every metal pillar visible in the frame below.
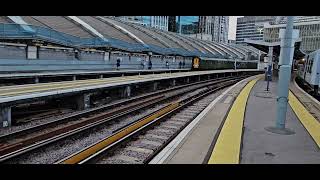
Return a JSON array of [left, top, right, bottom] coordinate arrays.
[[75, 94, 91, 110], [265, 16, 296, 135], [152, 82, 158, 91], [122, 86, 131, 98], [258, 50, 261, 70], [27, 45, 38, 59], [34, 77, 39, 83], [1, 107, 11, 128], [171, 79, 176, 86], [186, 77, 190, 83]]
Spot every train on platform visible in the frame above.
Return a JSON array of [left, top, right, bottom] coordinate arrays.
[[191, 57, 258, 70], [297, 49, 320, 94]]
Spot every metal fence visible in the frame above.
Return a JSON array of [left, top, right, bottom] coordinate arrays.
[[0, 23, 226, 58]]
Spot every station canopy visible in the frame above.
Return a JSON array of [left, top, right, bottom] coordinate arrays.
[[244, 39, 306, 59]]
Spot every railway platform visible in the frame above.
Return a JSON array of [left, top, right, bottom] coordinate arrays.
[[0, 69, 260, 104], [0, 69, 190, 84], [150, 75, 320, 164], [0, 69, 190, 79], [0, 69, 261, 128]]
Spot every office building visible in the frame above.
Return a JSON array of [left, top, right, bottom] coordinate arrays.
[[264, 16, 320, 53], [115, 16, 169, 31], [169, 16, 229, 43], [236, 16, 276, 44]]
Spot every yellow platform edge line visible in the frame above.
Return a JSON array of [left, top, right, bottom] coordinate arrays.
[[208, 77, 259, 164], [288, 91, 320, 148]]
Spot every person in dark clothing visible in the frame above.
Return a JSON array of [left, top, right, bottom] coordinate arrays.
[[148, 60, 152, 70], [116, 58, 120, 70], [182, 60, 185, 68], [179, 61, 182, 69], [166, 60, 169, 69], [140, 60, 145, 69]]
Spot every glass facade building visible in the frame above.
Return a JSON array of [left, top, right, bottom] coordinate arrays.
[[117, 16, 229, 43], [236, 16, 276, 45], [177, 16, 200, 34], [115, 16, 168, 31], [168, 16, 229, 43], [264, 16, 320, 53]]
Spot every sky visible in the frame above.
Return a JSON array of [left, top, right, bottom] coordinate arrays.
[[228, 16, 243, 40]]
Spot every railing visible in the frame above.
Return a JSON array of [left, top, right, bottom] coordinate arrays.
[[0, 23, 230, 58]]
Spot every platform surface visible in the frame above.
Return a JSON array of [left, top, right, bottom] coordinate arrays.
[[0, 69, 190, 78], [0, 69, 259, 104], [155, 76, 320, 164], [241, 79, 320, 163], [151, 75, 259, 164]]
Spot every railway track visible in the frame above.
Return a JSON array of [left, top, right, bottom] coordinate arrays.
[[56, 77, 242, 164], [0, 75, 245, 163]]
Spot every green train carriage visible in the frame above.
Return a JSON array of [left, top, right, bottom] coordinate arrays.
[[192, 57, 258, 70]]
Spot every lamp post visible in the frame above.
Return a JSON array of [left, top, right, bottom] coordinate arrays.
[[265, 16, 297, 135]]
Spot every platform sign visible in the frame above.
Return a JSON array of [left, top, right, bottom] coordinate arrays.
[[193, 57, 200, 68]]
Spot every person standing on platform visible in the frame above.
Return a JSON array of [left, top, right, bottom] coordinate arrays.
[[141, 59, 145, 69], [166, 60, 169, 69], [182, 60, 185, 69], [179, 61, 182, 69], [143, 60, 146, 70], [116, 58, 121, 70], [148, 60, 152, 70]]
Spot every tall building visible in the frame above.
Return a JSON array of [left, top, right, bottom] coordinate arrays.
[[211, 16, 229, 43], [236, 16, 276, 45], [168, 16, 177, 32], [264, 16, 320, 53], [116, 16, 229, 43], [177, 16, 200, 34], [168, 16, 229, 43], [115, 16, 169, 31], [271, 16, 320, 24]]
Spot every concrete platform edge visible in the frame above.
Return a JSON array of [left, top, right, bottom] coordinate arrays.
[[292, 80, 320, 107], [149, 75, 261, 164]]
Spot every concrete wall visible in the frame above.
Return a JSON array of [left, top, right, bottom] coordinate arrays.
[[0, 45, 26, 59], [39, 47, 76, 60], [79, 51, 104, 61], [0, 57, 192, 73], [0, 44, 193, 73]]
